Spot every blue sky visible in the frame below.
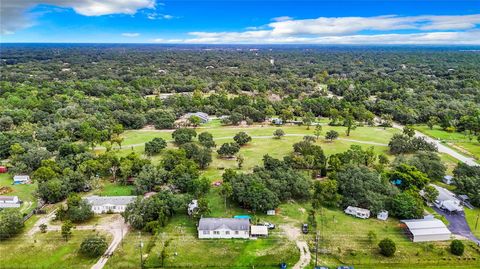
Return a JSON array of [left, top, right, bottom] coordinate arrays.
[[1, 0, 479, 44]]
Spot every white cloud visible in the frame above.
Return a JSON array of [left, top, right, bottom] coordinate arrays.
[[267, 14, 480, 36], [1, 0, 156, 34], [167, 14, 480, 45], [147, 13, 175, 20], [122, 32, 140, 37], [174, 30, 480, 45], [271, 16, 293, 22]]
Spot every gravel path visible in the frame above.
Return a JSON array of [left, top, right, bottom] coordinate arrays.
[[28, 212, 129, 269], [282, 224, 311, 269]]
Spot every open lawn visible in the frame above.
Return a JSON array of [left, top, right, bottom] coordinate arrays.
[[465, 208, 480, 238], [102, 124, 396, 182], [93, 180, 135, 196], [0, 173, 37, 214], [309, 207, 480, 268], [0, 230, 111, 269], [414, 125, 480, 160]]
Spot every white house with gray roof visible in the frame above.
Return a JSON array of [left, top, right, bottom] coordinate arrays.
[[198, 218, 250, 239], [84, 195, 137, 214]]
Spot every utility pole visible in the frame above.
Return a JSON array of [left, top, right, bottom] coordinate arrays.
[[475, 213, 479, 231], [139, 231, 144, 269], [315, 233, 319, 268]]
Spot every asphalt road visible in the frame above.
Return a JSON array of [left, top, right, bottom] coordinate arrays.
[[433, 208, 479, 244]]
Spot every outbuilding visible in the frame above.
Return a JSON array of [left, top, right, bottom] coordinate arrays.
[[443, 175, 454, 185], [0, 196, 21, 208], [250, 225, 268, 237], [0, 166, 7, 173], [13, 175, 30, 185], [401, 218, 451, 242], [344, 206, 370, 219], [377, 210, 388, 221]]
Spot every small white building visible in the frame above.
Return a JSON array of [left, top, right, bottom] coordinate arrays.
[[401, 218, 451, 242], [443, 175, 454, 185], [198, 218, 250, 239], [266, 210, 276, 216], [0, 196, 21, 208], [84, 195, 137, 214], [13, 175, 30, 185], [182, 112, 210, 123], [377, 210, 389, 221], [344, 206, 371, 219], [250, 225, 268, 237]]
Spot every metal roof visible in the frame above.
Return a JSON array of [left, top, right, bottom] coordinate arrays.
[[251, 225, 268, 235], [198, 218, 249, 231], [84, 195, 137, 206], [401, 218, 451, 237], [0, 196, 18, 202]]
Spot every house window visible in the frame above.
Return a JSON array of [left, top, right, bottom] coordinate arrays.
[[225, 231, 230, 235], [235, 231, 239, 235], [203, 231, 209, 235], [214, 231, 220, 235]]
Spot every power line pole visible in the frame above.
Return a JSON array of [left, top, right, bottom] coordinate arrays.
[[475, 213, 479, 231], [139, 231, 144, 269], [315, 233, 319, 268]]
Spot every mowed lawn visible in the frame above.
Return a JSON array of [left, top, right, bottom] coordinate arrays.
[[307, 207, 480, 268], [414, 125, 480, 160], [0, 173, 37, 214], [106, 214, 298, 269], [0, 230, 111, 269], [465, 208, 480, 238]]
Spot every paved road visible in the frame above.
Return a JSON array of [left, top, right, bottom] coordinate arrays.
[[388, 121, 479, 166], [433, 208, 479, 244]]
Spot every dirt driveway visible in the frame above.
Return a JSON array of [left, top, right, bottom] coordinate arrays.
[[282, 224, 311, 269]]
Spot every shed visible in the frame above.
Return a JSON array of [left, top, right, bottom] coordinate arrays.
[[0, 196, 21, 208], [13, 175, 30, 185], [344, 206, 370, 219], [401, 218, 451, 242], [266, 210, 276, 216], [377, 210, 388, 221], [443, 175, 454, 185], [0, 166, 7, 173], [250, 225, 268, 237]]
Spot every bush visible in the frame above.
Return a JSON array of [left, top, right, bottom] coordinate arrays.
[[450, 240, 464, 256], [79, 235, 108, 258], [378, 238, 396, 257]]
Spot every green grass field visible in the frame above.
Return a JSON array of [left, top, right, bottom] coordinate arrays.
[[93, 180, 135, 196], [465, 208, 480, 238], [0, 173, 37, 214], [414, 125, 480, 160], [0, 230, 111, 269]]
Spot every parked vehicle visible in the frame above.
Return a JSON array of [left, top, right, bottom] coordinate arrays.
[[302, 223, 308, 234], [263, 222, 275, 229], [280, 262, 287, 269]]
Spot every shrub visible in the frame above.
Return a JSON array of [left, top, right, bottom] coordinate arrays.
[[450, 240, 464, 256], [378, 238, 396, 257], [79, 235, 108, 258]]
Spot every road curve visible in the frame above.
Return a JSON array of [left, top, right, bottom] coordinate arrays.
[[389, 121, 479, 166]]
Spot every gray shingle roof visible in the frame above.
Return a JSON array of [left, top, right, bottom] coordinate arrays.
[[198, 218, 249, 231], [84, 195, 137, 206]]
